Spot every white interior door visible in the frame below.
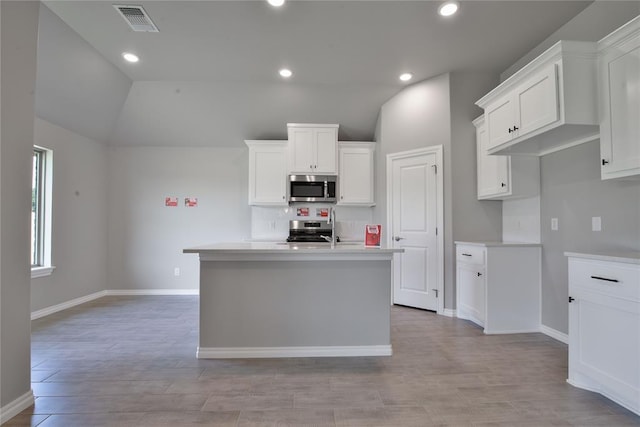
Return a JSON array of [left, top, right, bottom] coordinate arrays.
[[388, 147, 442, 312]]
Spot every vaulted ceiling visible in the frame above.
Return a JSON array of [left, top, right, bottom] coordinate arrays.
[[37, 0, 596, 147]]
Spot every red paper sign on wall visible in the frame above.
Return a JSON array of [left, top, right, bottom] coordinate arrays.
[[365, 224, 381, 247], [165, 197, 178, 207]]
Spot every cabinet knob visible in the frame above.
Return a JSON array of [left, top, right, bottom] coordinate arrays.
[[394, 236, 405, 241], [513, 126, 519, 131], [282, 196, 285, 199], [569, 296, 575, 303], [477, 272, 482, 277], [341, 196, 344, 199], [602, 159, 609, 166], [508, 127, 513, 134], [501, 182, 506, 187]]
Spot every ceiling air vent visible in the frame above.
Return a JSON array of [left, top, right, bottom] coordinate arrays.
[[113, 5, 159, 32]]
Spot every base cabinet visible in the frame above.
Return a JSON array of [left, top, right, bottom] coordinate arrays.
[[567, 253, 640, 416], [456, 242, 541, 334]]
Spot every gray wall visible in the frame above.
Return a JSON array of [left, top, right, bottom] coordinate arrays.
[[502, 1, 640, 81], [374, 72, 503, 310], [0, 0, 39, 410], [107, 147, 251, 290], [449, 72, 503, 305], [35, 3, 131, 143], [31, 119, 109, 312], [540, 141, 640, 333]]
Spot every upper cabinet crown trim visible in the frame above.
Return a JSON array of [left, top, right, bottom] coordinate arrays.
[[598, 15, 640, 50], [287, 123, 339, 129], [476, 40, 596, 107]]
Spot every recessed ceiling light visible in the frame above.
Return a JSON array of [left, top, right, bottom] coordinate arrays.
[[267, 0, 285, 7], [399, 73, 413, 82], [279, 68, 293, 78], [122, 52, 139, 63], [438, 1, 459, 17]]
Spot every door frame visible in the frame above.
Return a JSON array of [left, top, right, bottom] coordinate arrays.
[[386, 145, 444, 315]]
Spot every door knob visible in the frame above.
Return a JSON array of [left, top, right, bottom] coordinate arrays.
[[394, 236, 404, 241]]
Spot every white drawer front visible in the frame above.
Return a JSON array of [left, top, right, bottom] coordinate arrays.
[[456, 245, 485, 265], [569, 258, 640, 302]]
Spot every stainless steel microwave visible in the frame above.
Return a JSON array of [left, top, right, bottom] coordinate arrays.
[[289, 175, 337, 203]]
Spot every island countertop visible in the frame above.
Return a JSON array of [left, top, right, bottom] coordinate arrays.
[[184, 241, 403, 261]]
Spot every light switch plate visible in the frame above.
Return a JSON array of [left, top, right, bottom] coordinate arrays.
[[551, 218, 558, 231], [592, 216, 602, 232]]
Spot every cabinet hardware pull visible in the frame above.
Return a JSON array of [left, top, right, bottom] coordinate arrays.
[[590, 275, 619, 283], [477, 272, 482, 277], [461, 253, 472, 256], [569, 296, 575, 303], [432, 289, 439, 298], [602, 159, 609, 166], [394, 236, 405, 241], [513, 126, 519, 131], [501, 182, 506, 187], [508, 127, 513, 134]]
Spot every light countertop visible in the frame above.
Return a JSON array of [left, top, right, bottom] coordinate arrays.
[[564, 251, 640, 265], [455, 241, 542, 248], [184, 242, 403, 261]]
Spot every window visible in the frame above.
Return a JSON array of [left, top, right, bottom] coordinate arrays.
[[31, 146, 54, 278]]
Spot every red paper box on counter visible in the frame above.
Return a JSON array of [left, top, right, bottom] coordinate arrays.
[[365, 224, 381, 247]]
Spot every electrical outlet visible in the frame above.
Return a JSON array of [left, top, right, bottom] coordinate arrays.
[[551, 218, 559, 231], [592, 216, 602, 232], [174, 267, 180, 276]]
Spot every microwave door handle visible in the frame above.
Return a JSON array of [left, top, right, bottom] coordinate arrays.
[[324, 181, 328, 199]]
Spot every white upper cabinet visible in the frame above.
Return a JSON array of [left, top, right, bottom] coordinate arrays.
[[338, 142, 375, 206], [474, 116, 539, 200], [246, 140, 288, 206], [287, 123, 338, 174], [477, 41, 599, 156], [598, 16, 640, 180]]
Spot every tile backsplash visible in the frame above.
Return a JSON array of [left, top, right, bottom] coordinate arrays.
[[251, 205, 374, 242]]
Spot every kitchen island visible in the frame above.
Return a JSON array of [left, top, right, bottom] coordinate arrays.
[[183, 242, 403, 358]]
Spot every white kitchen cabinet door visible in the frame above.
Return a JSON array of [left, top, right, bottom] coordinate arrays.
[[338, 142, 374, 206], [456, 262, 486, 327], [599, 16, 640, 180], [246, 141, 288, 206], [567, 254, 640, 416], [514, 63, 559, 137], [475, 116, 511, 199], [474, 116, 539, 200], [485, 93, 516, 151], [287, 124, 338, 174], [314, 128, 338, 174]]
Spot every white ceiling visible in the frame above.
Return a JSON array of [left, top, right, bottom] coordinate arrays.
[[39, 0, 595, 146]]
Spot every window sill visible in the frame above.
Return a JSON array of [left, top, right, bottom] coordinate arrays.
[[31, 266, 56, 279]]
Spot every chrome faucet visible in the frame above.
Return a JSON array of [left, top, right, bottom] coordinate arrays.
[[320, 208, 336, 247]]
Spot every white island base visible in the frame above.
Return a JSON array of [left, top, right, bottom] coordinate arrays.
[[184, 243, 401, 358]]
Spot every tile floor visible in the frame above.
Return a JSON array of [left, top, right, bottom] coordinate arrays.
[[6, 295, 640, 426]]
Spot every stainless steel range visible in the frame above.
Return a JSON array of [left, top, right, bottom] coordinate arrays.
[[286, 220, 338, 243]]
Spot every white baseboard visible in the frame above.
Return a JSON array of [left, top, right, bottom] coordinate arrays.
[[540, 324, 569, 344], [441, 308, 456, 317], [197, 345, 393, 359], [0, 390, 34, 424], [31, 290, 107, 320], [31, 289, 199, 320], [105, 289, 199, 296]]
